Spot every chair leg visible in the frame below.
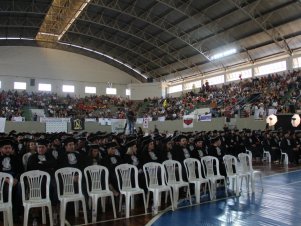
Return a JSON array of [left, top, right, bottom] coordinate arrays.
[[186, 185, 192, 205], [131, 195, 135, 210], [146, 192, 150, 209], [153, 191, 159, 215], [48, 204, 54, 226], [42, 206, 46, 224], [110, 194, 117, 219], [60, 201, 66, 226], [8, 207, 13, 226], [119, 194, 122, 212], [92, 197, 98, 223], [81, 198, 88, 225], [195, 183, 200, 204], [23, 207, 30, 226], [125, 195, 131, 218], [101, 197, 106, 213], [169, 187, 175, 211], [74, 201, 79, 218], [142, 193, 147, 214], [164, 191, 168, 204]]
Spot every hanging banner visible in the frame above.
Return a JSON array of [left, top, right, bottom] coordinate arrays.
[[85, 118, 97, 122], [183, 115, 194, 128], [111, 119, 126, 133], [71, 118, 85, 131], [254, 109, 265, 120], [46, 120, 67, 133], [136, 118, 144, 124], [98, 118, 112, 126], [158, 116, 166, 122], [198, 113, 212, 122], [143, 118, 149, 128], [0, 118, 6, 133], [268, 109, 277, 116]]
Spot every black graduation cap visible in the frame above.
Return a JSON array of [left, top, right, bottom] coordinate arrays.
[[162, 136, 172, 143], [194, 137, 204, 143], [36, 139, 49, 146], [62, 137, 76, 146], [88, 143, 100, 150], [210, 136, 220, 144], [125, 139, 137, 149], [106, 142, 118, 149], [0, 138, 14, 147]]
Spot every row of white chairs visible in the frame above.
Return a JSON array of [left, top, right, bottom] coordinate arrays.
[[0, 153, 263, 226]]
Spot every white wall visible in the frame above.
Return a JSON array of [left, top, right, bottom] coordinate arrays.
[[128, 82, 163, 100], [0, 46, 140, 97]]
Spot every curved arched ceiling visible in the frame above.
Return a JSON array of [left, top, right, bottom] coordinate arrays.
[[0, 0, 300, 83]]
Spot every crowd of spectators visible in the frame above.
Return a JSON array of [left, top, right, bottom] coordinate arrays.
[[0, 91, 133, 120], [0, 69, 300, 121], [139, 69, 301, 119]]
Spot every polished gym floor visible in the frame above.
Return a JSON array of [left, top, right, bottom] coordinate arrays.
[[5, 163, 301, 226]]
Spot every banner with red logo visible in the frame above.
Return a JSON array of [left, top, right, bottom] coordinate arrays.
[[183, 115, 194, 128]]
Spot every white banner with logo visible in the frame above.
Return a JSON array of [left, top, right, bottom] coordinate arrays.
[[98, 118, 112, 126], [254, 109, 265, 120], [143, 118, 149, 128], [158, 116, 166, 122], [111, 119, 126, 133], [85, 118, 97, 122], [12, 117, 25, 122], [198, 113, 212, 122], [136, 118, 144, 124], [183, 115, 194, 128], [0, 118, 6, 132], [268, 109, 277, 116]]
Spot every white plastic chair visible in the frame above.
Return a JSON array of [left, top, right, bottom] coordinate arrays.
[[183, 158, 211, 203], [84, 165, 116, 223], [262, 148, 271, 163], [55, 167, 88, 226], [280, 148, 289, 165], [143, 162, 174, 215], [201, 156, 227, 200], [238, 153, 263, 193], [20, 170, 53, 226], [22, 152, 33, 171], [223, 155, 249, 196], [162, 160, 192, 209], [0, 172, 13, 226], [115, 164, 147, 218]]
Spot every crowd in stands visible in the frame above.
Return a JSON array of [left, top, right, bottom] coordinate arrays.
[[140, 69, 301, 119], [0, 91, 133, 120], [1, 127, 301, 223], [0, 69, 300, 121]]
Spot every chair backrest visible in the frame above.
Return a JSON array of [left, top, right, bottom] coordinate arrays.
[[238, 153, 252, 173], [55, 167, 83, 197], [0, 172, 13, 205], [20, 170, 50, 203], [115, 164, 140, 191], [223, 155, 238, 176], [84, 165, 110, 194], [162, 160, 183, 184], [183, 158, 203, 181], [201, 156, 221, 178], [22, 152, 32, 171], [143, 162, 166, 188]]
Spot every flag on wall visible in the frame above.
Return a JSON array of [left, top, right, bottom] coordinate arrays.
[[183, 115, 194, 128], [71, 118, 85, 131]]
